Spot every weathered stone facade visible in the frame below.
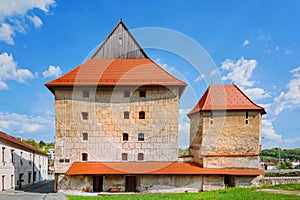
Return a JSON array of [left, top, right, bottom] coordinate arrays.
[[54, 86, 180, 173], [189, 111, 262, 168]]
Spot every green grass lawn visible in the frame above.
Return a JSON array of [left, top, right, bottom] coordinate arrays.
[[67, 184, 300, 200]]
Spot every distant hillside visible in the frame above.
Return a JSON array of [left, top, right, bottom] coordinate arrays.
[[16, 138, 54, 153], [262, 148, 300, 161]]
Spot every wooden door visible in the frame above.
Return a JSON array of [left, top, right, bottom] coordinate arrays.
[[93, 176, 103, 192], [125, 176, 137, 192]]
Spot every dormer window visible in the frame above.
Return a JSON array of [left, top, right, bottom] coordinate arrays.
[[119, 37, 123, 46]]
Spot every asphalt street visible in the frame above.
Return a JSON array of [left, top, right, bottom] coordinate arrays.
[[0, 180, 67, 200]]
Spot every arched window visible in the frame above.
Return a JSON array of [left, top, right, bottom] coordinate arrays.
[[123, 133, 129, 141], [138, 153, 144, 161], [139, 111, 145, 119], [138, 133, 144, 141], [82, 112, 89, 120], [82, 132, 88, 140], [82, 153, 88, 161]]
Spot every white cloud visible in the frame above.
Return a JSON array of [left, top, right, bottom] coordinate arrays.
[[194, 74, 206, 82], [243, 87, 271, 100], [0, 111, 54, 142], [262, 119, 281, 142], [210, 69, 219, 76], [242, 39, 250, 46], [0, 52, 34, 90], [0, 23, 14, 44], [27, 15, 43, 28], [43, 65, 62, 78], [271, 66, 300, 115], [0, 0, 55, 45], [221, 57, 257, 87]]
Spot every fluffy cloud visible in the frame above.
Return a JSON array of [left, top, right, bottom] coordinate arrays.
[[221, 57, 256, 87], [242, 39, 250, 46], [262, 119, 282, 142], [43, 65, 62, 78], [243, 87, 271, 101], [0, 0, 55, 44], [0, 52, 34, 90], [271, 66, 300, 115], [0, 111, 54, 142]]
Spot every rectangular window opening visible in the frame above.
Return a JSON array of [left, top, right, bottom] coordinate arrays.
[[82, 112, 89, 120], [123, 133, 129, 141], [83, 91, 89, 98], [138, 153, 144, 161], [122, 153, 128, 161], [124, 91, 130, 98], [210, 111, 214, 125], [82, 153, 88, 161], [119, 37, 123, 46], [139, 90, 146, 97], [246, 112, 249, 124], [124, 111, 130, 119]]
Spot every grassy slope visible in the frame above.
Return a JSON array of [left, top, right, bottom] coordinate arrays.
[[67, 184, 300, 200]]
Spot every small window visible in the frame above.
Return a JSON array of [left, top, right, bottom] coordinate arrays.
[[82, 112, 89, 120], [119, 37, 123, 46], [83, 91, 89, 98], [246, 112, 249, 124], [122, 153, 128, 161], [139, 90, 146, 97], [123, 133, 129, 141], [20, 152, 23, 166], [82, 132, 88, 140], [11, 150, 14, 164], [124, 111, 130, 119], [124, 91, 130, 98], [138, 153, 144, 161], [65, 159, 70, 163], [139, 111, 145, 119], [82, 153, 88, 161], [28, 172, 31, 184], [2, 147, 5, 163], [210, 111, 214, 125], [59, 158, 64, 163], [138, 133, 144, 141]]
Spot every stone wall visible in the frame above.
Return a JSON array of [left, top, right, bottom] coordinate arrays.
[[189, 110, 262, 169], [55, 174, 93, 192], [255, 177, 300, 186], [54, 86, 180, 173]]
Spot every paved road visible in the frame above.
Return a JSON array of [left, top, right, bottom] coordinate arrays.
[[0, 180, 67, 200]]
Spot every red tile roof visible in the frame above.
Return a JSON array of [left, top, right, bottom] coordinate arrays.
[[66, 162, 264, 176], [188, 84, 266, 116], [0, 131, 48, 156], [45, 58, 186, 95]]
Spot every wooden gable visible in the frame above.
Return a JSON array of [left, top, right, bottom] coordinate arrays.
[[91, 20, 148, 59]]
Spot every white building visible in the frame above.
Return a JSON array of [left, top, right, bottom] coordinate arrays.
[[0, 131, 48, 191]]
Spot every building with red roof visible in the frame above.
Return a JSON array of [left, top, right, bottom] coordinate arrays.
[[0, 131, 48, 190], [46, 20, 265, 193]]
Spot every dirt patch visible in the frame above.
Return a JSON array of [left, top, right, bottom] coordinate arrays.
[[256, 189, 300, 196]]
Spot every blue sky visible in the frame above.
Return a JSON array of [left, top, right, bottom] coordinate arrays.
[[0, 0, 299, 149]]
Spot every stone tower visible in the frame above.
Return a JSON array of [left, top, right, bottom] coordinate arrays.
[[188, 84, 266, 170]]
